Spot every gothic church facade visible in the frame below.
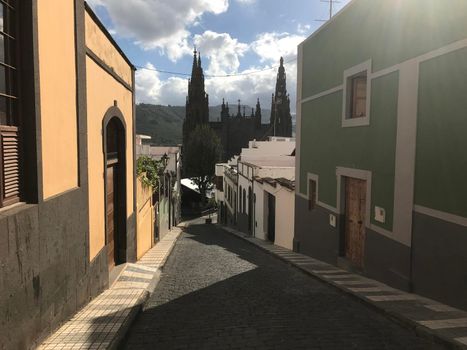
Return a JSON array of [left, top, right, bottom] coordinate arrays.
[[183, 50, 292, 162]]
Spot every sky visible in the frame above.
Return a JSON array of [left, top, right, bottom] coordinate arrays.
[[87, 0, 351, 113]]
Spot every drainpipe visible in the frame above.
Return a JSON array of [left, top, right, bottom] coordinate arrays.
[[409, 218, 414, 293], [252, 172, 255, 238]]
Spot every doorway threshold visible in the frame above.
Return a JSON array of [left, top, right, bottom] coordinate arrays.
[[337, 257, 364, 275]]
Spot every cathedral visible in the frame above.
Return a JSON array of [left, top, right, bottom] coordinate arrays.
[[183, 50, 292, 162]]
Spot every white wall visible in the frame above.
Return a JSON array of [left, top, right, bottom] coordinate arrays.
[[215, 163, 227, 176], [244, 140, 295, 157], [224, 175, 237, 214], [263, 183, 295, 250], [275, 187, 295, 250], [257, 167, 295, 180], [253, 181, 266, 240], [237, 173, 251, 215]]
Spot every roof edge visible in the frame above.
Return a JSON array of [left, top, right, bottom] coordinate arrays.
[[299, 0, 357, 48], [84, 1, 136, 70]]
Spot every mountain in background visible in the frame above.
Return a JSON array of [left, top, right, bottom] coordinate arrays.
[[136, 103, 295, 146], [136, 104, 185, 146]]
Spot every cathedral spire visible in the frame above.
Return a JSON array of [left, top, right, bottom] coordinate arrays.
[[192, 47, 198, 72], [270, 57, 292, 137], [255, 97, 262, 128], [184, 46, 210, 153]]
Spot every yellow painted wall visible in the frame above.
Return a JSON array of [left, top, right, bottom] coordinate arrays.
[[37, 0, 78, 199], [136, 178, 153, 259], [86, 56, 134, 260], [85, 13, 132, 87]]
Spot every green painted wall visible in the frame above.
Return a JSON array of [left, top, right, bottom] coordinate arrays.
[[302, 0, 467, 98], [300, 72, 399, 230], [415, 47, 467, 217]]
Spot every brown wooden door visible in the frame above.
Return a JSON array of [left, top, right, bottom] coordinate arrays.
[[345, 177, 366, 268], [267, 193, 276, 243], [106, 164, 117, 270]]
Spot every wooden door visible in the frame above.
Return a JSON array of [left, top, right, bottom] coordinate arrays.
[[106, 164, 117, 270], [267, 193, 276, 243], [344, 177, 366, 268]]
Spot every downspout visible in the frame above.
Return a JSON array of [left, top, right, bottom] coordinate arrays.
[[252, 171, 255, 237]]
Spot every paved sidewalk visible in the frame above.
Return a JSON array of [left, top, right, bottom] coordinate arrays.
[[219, 225, 467, 350], [38, 227, 182, 350]]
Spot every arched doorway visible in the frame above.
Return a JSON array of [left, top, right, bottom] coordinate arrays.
[[104, 113, 127, 270]]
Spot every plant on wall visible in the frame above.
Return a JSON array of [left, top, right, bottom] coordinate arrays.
[[137, 155, 166, 191]]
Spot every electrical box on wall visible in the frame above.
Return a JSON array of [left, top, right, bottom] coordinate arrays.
[[329, 214, 337, 228], [375, 206, 386, 223]]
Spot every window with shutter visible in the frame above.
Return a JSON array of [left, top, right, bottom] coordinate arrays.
[[342, 61, 371, 128], [350, 75, 367, 119], [0, 0, 20, 208]]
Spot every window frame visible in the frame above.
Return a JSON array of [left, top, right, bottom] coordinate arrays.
[[342, 60, 371, 128], [0, 0, 21, 209]]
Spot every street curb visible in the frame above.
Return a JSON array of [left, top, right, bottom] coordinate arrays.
[[108, 290, 150, 350], [111, 228, 184, 349], [217, 224, 466, 350]]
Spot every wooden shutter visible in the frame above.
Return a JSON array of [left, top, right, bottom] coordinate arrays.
[[351, 76, 367, 118], [0, 125, 20, 207]]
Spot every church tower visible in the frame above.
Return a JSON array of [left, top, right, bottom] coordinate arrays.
[[255, 98, 262, 129], [183, 49, 209, 148], [221, 98, 230, 122], [270, 57, 292, 137]]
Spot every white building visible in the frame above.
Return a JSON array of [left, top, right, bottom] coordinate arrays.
[[215, 137, 295, 249]]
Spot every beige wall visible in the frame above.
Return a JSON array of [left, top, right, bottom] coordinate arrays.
[[136, 178, 153, 259], [86, 55, 134, 260], [37, 0, 79, 199], [274, 187, 295, 250], [85, 13, 132, 87]]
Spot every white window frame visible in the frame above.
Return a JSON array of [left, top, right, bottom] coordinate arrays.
[[342, 60, 372, 128]]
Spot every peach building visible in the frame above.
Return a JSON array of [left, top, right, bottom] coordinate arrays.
[[0, 1, 140, 348]]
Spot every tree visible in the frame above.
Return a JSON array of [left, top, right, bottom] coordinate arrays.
[[183, 124, 222, 202]]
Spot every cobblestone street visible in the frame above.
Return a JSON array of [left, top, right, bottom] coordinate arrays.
[[123, 222, 444, 350]]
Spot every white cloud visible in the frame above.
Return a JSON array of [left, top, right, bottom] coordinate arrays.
[[86, 0, 103, 6], [135, 29, 303, 114], [136, 60, 298, 114], [297, 23, 311, 35], [136, 63, 187, 106], [251, 31, 305, 63], [194, 31, 249, 75], [206, 59, 298, 116], [235, 0, 256, 4], [89, 0, 229, 61]]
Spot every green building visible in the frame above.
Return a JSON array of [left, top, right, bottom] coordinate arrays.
[[295, 0, 467, 310]]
